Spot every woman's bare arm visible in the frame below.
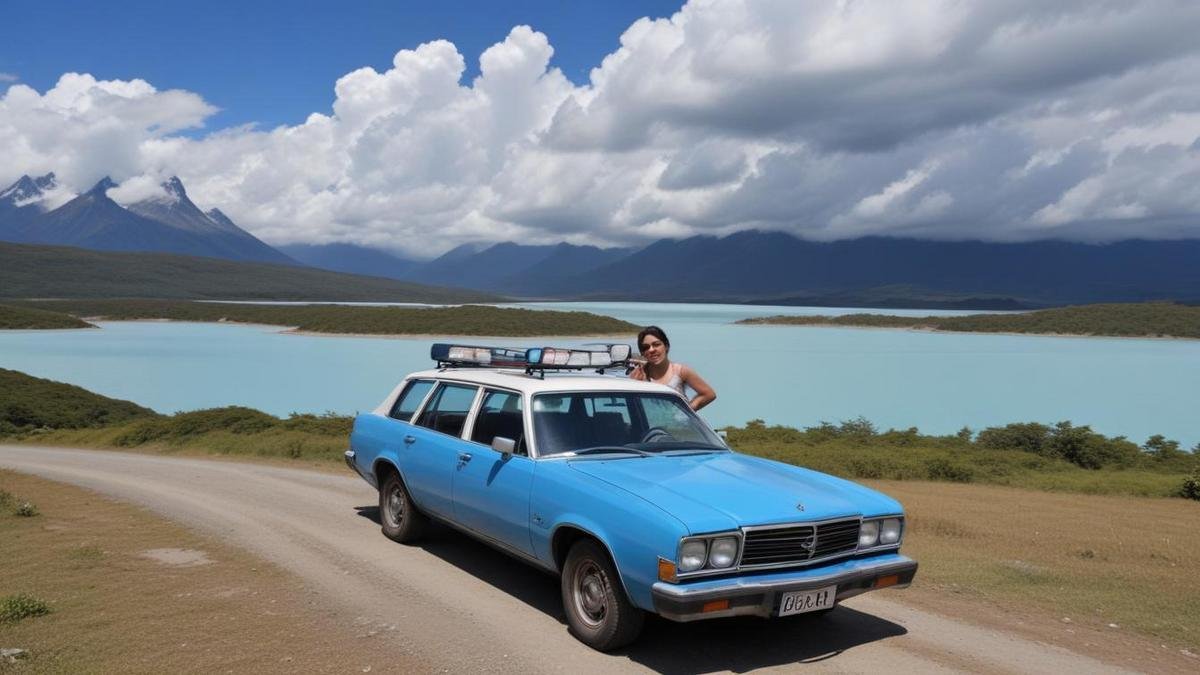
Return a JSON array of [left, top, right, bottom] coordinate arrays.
[[681, 365, 716, 411]]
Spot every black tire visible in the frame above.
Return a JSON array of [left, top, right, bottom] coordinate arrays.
[[561, 539, 645, 651], [379, 471, 427, 543]]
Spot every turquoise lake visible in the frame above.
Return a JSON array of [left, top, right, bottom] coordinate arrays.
[[1, 301, 1197, 447]]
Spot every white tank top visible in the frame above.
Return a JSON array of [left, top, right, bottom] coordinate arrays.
[[639, 362, 686, 395]]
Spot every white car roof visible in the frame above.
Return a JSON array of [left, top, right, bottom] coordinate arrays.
[[404, 367, 680, 396]]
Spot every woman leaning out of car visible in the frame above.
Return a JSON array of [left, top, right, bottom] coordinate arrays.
[[628, 325, 716, 411]]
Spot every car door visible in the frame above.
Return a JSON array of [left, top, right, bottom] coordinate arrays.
[[401, 381, 480, 518], [453, 388, 536, 555]]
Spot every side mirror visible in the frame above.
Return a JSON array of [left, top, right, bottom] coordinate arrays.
[[491, 436, 516, 455], [717, 430, 728, 440]]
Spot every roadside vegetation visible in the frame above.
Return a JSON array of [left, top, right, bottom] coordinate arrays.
[[726, 418, 1198, 500], [2, 369, 1195, 500], [738, 302, 1200, 339], [0, 369, 157, 435], [0, 303, 95, 330], [14, 299, 639, 337]]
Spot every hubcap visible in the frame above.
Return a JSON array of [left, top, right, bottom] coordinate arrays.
[[572, 560, 608, 628], [386, 486, 405, 527]]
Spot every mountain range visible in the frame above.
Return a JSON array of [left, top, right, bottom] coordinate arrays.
[[0, 174, 293, 265], [286, 233, 1200, 307], [5, 173, 1199, 307]]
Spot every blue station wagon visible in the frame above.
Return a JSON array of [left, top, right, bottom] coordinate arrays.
[[346, 344, 918, 650]]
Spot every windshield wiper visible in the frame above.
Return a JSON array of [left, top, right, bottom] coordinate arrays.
[[570, 446, 652, 457], [628, 441, 729, 453]]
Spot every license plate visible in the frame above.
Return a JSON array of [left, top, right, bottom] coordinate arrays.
[[778, 585, 837, 616]]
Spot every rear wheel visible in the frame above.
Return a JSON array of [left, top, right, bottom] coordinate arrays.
[[379, 472, 427, 543], [561, 539, 644, 651]]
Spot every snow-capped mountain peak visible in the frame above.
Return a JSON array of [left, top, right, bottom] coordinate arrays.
[[0, 173, 61, 210]]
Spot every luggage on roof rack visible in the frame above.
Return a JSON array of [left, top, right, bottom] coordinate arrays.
[[430, 342, 633, 375]]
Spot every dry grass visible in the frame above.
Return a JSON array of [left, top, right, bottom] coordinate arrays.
[[871, 480, 1200, 651], [0, 470, 414, 673]]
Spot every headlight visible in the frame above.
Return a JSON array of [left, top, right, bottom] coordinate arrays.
[[708, 537, 738, 568], [880, 518, 902, 544], [679, 540, 707, 572], [859, 520, 880, 548]]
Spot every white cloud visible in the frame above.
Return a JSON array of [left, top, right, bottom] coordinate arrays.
[[0, 73, 16, 83], [3, 1, 1200, 255], [106, 173, 172, 205]]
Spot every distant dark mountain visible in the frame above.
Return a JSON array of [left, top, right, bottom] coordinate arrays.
[[397, 231, 1200, 307], [0, 241, 500, 303], [278, 242, 416, 280], [0, 174, 295, 265], [553, 232, 1200, 305], [124, 177, 294, 264], [495, 243, 635, 296], [0, 173, 57, 235], [402, 242, 634, 295]]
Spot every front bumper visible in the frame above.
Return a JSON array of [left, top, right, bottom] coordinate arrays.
[[651, 553, 917, 622]]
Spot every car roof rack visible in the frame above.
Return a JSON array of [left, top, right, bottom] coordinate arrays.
[[430, 342, 635, 377]]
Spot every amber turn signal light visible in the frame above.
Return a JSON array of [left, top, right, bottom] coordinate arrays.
[[657, 558, 677, 583], [701, 599, 730, 613], [874, 574, 900, 589]]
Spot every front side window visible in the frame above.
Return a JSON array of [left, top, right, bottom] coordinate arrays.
[[470, 390, 526, 455], [389, 379, 434, 422], [533, 392, 723, 457], [415, 383, 479, 438]]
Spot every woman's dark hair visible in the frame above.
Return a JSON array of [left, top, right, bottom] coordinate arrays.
[[637, 325, 670, 353]]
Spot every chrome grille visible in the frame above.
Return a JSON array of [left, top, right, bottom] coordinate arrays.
[[740, 518, 860, 569]]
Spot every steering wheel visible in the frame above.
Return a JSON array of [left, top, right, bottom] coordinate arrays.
[[639, 427, 674, 444]]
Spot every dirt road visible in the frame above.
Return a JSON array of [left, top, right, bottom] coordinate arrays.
[[0, 445, 1139, 674]]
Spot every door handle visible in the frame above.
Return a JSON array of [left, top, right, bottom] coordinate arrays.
[[403, 435, 416, 445], [457, 452, 473, 465]]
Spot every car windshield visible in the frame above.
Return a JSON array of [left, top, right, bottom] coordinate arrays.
[[532, 392, 726, 457]]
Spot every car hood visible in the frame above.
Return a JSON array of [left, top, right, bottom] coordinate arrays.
[[567, 452, 902, 534]]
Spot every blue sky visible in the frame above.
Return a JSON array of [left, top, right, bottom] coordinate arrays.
[[3, 1, 1200, 254], [0, 0, 684, 130]]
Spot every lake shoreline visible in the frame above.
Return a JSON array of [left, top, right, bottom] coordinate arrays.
[[70, 318, 633, 340], [739, 321, 1200, 342]]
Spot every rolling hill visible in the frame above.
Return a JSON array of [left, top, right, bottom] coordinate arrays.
[[0, 242, 499, 303]]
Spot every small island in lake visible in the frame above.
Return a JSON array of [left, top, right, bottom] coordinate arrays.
[[0, 303, 96, 330], [11, 299, 639, 337], [737, 302, 1200, 340]]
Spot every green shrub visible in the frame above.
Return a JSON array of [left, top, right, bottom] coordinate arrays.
[[0, 594, 51, 623], [281, 412, 352, 436], [977, 422, 1050, 455], [0, 488, 12, 510], [113, 419, 171, 446], [14, 501, 39, 517], [0, 368, 157, 433], [1180, 468, 1200, 501], [925, 458, 975, 483], [169, 407, 278, 436]]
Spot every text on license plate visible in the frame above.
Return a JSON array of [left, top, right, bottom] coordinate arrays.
[[778, 585, 837, 617]]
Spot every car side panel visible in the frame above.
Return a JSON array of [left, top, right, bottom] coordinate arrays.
[[453, 448, 536, 555], [398, 422, 459, 518], [350, 412, 457, 518], [529, 461, 688, 611]]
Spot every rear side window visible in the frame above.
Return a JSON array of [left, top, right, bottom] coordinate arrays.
[[415, 383, 479, 438], [389, 379, 434, 422]]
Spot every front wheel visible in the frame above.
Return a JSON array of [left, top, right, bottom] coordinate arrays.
[[379, 472, 427, 543], [561, 539, 644, 651]]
